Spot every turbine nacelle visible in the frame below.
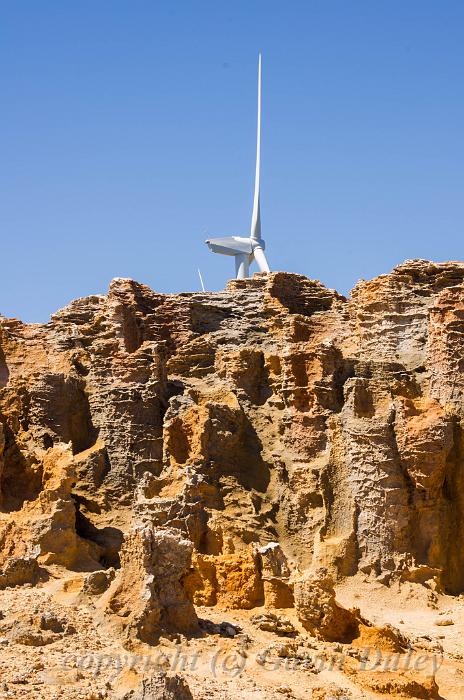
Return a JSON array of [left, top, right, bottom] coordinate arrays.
[[205, 236, 269, 279]]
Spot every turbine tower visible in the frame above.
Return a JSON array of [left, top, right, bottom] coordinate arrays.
[[205, 54, 271, 279]]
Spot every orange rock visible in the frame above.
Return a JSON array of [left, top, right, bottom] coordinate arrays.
[[215, 550, 264, 610]]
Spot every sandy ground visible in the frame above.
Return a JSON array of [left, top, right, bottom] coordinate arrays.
[[0, 571, 462, 699]]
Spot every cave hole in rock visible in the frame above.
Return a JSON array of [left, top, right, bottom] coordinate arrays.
[[0, 346, 9, 387], [31, 375, 99, 455], [1, 424, 43, 511], [42, 433, 54, 450], [68, 386, 99, 455], [72, 357, 90, 376], [190, 301, 232, 335], [73, 495, 123, 569]]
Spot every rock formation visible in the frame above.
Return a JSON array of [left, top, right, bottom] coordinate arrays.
[[118, 674, 193, 700], [0, 259, 463, 698], [103, 525, 198, 645], [293, 567, 360, 642]]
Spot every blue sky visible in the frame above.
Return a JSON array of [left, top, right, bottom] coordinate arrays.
[[1, 2, 463, 322]]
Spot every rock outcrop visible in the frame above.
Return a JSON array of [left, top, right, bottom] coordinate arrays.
[[119, 674, 193, 700], [1, 262, 464, 593], [103, 525, 198, 644], [0, 260, 464, 697], [293, 567, 360, 642]]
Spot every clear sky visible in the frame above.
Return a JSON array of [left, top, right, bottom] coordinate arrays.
[[1, 2, 463, 322]]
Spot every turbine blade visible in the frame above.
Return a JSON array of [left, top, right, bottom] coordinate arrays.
[[206, 236, 253, 256], [198, 268, 206, 292], [253, 246, 270, 273], [250, 54, 261, 241]]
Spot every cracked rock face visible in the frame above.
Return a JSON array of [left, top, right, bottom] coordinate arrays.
[[293, 567, 360, 642], [1, 259, 464, 634], [103, 524, 198, 644]]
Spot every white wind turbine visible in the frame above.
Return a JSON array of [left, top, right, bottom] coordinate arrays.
[[205, 54, 270, 279]]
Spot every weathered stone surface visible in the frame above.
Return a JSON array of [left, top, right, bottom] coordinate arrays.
[[0, 444, 101, 572], [352, 623, 408, 653], [1, 261, 464, 697], [214, 549, 264, 609], [258, 542, 294, 608], [0, 422, 4, 501], [345, 664, 440, 699], [311, 686, 352, 700], [183, 552, 217, 606], [103, 525, 198, 644], [119, 674, 193, 700], [250, 612, 297, 636], [0, 556, 39, 589], [184, 548, 265, 610], [4, 609, 74, 647], [293, 567, 360, 642], [0, 261, 463, 630], [82, 567, 115, 596]]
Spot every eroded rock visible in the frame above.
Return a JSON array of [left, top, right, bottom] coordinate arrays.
[[294, 568, 360, 642], [250, 612, 297, 636], [104, 525, 198, 644], [82, 568, 116, 596], [258, 542, 294, 608], [1, 265, 464, 592], [119, 673, 193, 700], [0, 557, 39, 589], [0, 263, 463, 697]]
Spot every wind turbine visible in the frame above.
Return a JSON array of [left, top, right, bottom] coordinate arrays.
[[205, 54, 270, 279]]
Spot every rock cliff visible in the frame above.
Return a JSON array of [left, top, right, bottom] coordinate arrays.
[[0, 259, 463, 699]]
